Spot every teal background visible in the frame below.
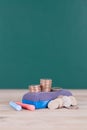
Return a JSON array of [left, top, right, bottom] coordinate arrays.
[[0, 0, 87, 89]]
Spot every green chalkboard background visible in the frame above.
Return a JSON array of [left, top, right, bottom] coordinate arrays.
[[0, 0, 87, 89]]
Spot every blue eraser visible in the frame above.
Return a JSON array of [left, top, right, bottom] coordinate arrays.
[[9, 101, 22, 111]]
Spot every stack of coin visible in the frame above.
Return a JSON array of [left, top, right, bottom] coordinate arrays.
[[29, 85, 41, 93], [40, 79, 52, 92]]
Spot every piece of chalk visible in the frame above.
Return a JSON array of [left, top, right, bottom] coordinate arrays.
[[16, 102, 35, 111], [9, 101, 22, 111]]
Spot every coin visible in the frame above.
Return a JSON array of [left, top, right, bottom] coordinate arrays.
[[29, 85, 41, 93], [40, 79, 52, 92], [69, 96, 77, 106], [62, 96, 72, 108]]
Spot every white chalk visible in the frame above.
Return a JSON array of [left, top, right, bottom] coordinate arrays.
[[9, 101, 22, 111]]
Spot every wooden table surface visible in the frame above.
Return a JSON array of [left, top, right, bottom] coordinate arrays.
[[0, 89, 87, 130]]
